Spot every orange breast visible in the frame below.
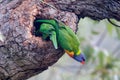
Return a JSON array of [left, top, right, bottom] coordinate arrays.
[[65, 50, 74, 57]]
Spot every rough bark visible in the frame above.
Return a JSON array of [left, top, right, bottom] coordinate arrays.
[[0, 0, 77, 80], [46, 0, 120, 21]]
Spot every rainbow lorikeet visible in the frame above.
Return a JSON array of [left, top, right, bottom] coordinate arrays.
[[35, 19, 86, 64]]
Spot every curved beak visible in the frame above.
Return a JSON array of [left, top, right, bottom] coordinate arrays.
[[80, 53, 86, 65], [81, 61, 85, 64]]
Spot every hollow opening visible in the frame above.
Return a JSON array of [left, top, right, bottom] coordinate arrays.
[[32, 17, 50, 41]]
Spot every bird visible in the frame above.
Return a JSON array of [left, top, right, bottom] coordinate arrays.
[[35, 19, 86, 64]]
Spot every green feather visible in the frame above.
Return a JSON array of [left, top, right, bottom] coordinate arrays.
[[39, 23, 54, 39], [35, 19, 80, 55], [39, 23, 54, 33], [35, 19, 86, 63], [39, 23, 58, 49], [58, 26, 80, 55], [50, 31, 58, 49], [36, 20, 59, 37]]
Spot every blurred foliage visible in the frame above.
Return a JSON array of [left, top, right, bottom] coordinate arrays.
[[77, 17, 120, 80], [29, 17, 120, 80]]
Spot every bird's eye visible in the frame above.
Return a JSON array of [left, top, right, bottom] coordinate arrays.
[[82, 57, 85, 61]]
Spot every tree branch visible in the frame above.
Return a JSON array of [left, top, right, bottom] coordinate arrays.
[[47, 0, 120, 21]]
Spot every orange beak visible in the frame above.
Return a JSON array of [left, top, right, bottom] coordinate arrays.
[[81, 61, 85, 64]]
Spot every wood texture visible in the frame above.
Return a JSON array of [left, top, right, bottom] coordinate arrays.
[[0, 0, 77, 80], [47, 0, 120, 21]]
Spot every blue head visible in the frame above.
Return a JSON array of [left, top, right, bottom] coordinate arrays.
[[73, 53, 86, 64]]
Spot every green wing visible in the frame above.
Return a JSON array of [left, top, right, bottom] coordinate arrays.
[[35, 19, 59, 37], [58, 28, 73, 51], [58, 22, 80, 45], [58, 22, 80, 54], [65, 27, 80, 44], [65, 27, 80, 55], [50, 31, 58, 49], [39, 23, 54, 34], [39, 23, 54, 39], [39, 23, 58, 49]]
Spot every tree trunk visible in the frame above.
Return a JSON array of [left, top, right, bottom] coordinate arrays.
[[0, 0, 120, 80], [0, 0, 77, 80]]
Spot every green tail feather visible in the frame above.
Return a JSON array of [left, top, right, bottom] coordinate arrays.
[[50, 31, 58, 49]]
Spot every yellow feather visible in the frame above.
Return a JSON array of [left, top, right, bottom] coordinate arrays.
[[76, 50, 81, 55]]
